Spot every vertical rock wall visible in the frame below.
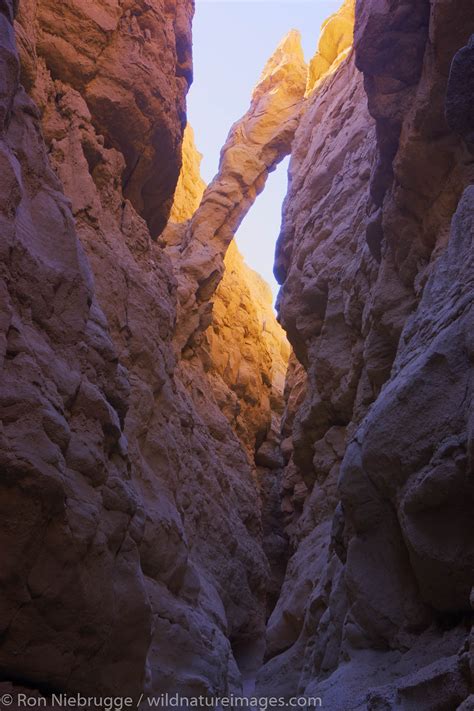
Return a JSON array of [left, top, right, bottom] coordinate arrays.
[[16, 0, 193, 237], [0, 0, 292, 697], [0, 0, 305, 697], [1, 0, 473, 705], [0, 0, 151, 694], [259, 1, 474, 708]]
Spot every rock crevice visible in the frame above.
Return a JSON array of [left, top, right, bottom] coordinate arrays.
[[0, 0, 473, 707]]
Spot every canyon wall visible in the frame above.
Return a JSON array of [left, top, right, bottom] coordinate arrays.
[[0, 0, 290, 697], [0, 0, 472, 706], [260, 1, 474, 708], [169, 29, 307, 353]]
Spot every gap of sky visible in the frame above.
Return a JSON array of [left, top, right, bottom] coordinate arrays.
[[188, 0, 341, 301]]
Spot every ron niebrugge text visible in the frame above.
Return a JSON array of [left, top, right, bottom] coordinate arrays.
[[2, 693, 323, 710]]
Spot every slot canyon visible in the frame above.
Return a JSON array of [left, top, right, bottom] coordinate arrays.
[[0, 0, 473, 708]]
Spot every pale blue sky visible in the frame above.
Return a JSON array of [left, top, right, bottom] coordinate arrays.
[[188, 0, 341, 300]]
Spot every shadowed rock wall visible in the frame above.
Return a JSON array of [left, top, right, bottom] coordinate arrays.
[[0, 0, 308, 696], [0, 0, 290, 696], [0, 0, 472, 706], [259, 1, 474, 708]]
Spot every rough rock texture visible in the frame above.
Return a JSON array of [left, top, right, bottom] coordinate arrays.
[[2, 0, 474, 705], [169, 30, 307, 352], [169, 123, 206, 223], [200, 240, 290, 456], [166, 108, 290, 461], [0, 0, 151, 693], [15, 0, 194, 237], [259, 1, 474, 707], [0, 0, 286, 696], [165, 111, 291, 621], [0, 0, 305, 696], [201, 241, 291, 617], [306, 0, 355, 94]]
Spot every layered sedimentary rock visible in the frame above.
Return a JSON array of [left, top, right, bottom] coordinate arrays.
[[260, 1, 474, 708]]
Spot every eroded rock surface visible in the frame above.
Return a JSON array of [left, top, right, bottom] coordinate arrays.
[[165, 111, 292, 622], [200, 240, 290, 456], [0, 0, 151, 693], [259, 1, 474, 707], [169, 124, 207, 223], [1, 0, 473, 705], [0, 0, 291, 696], [306, 0, 355, 93], [171, 30, 307, 352], [16, 0, 194, 237]]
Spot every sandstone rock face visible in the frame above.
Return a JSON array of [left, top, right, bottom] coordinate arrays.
[[1, 0, 306, 696], [166, 109, 290, 463], [2, 0, 473, 704], [0, 0, 286, 696], [16, 0, 194, 237], [0, 0, 151, 693], [171, 30, 307, 352], [259, 1, 474, 707], [306, 0, 355, 93], [169, 124, 206, 223], [183, 240, 291, 627], [261, 51, 379, 695], [200, 240, 290, 456], [166, 114, 292, 624]]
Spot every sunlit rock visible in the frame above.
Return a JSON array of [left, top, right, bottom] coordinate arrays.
[[306, 0, 355, 94], [173, 29, 307, 352], [170, 124, 207, 223]]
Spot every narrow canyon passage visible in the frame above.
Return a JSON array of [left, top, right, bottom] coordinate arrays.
[[0, 0, 473, 710]]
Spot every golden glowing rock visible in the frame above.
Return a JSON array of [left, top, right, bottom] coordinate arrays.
[[202, 240, 290, 453], [169, 124, 206, 223], [174, 29, 307, 351], [306, 0, 355, 94]]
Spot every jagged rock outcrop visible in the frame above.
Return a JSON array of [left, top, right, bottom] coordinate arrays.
[[0, 0, 283, 696], [202, 241, 291, 616], [261, 50, 378, 696], [306, 0, 355, 93], [259, 1, 474, 708], [169, 124, 206, 223], [170, 30, 307, 352], [16, 0, 194, 237], [187, 240, 291, 624], [200, 240, 290, 456], [0, 0, 151, 693]]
